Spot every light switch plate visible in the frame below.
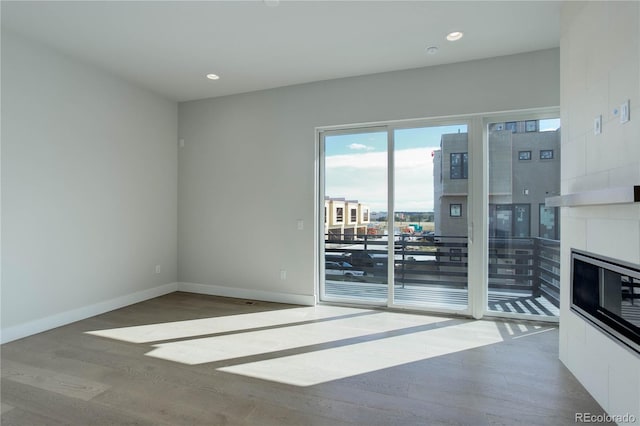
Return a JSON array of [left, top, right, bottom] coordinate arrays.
[[620, 100, 630, 123], [594, 115, 602, 135]]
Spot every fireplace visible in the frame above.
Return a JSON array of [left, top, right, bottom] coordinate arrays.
[[571, 249, 640, 354]]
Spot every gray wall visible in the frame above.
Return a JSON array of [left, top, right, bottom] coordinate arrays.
[[436, 133, 470, 237], [1, 32, 178, 339], [177, 48, 560, 301], [488, 132, 513, 196], [511, 130, 561, 236], [441, 133, 470, 196]]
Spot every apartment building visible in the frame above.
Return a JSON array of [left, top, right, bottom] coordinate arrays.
[[434, 122, 561, 239], [324, 197, 370, 241]]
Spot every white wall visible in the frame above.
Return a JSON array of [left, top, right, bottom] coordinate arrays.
[[559, 1, 640, 422], [1, 32, 178, 342], [177, 49, 559, 303]]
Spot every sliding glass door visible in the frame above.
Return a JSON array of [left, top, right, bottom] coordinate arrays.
[[486, 117, 561, 319], [391, 125, 469, 312], [319, 109, 559, 321], [320, 128, 389, 304], [320, 123, 470, 314]]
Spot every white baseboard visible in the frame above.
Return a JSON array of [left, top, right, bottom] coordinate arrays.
[[178, 282, 316, 306], [1, 282, 316, 344], [1, 282, 178, 344]]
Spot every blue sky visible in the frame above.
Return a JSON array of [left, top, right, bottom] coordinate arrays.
[[324, 119, 560, 212], [324, 125, 467, 211], [325, 125, 466, 157]]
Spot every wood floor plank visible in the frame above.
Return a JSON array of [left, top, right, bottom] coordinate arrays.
[[1, 359, 110, 401], [1, 405, 64, 426], [0, 402, 14, 414], [1, 379, 153, 426]]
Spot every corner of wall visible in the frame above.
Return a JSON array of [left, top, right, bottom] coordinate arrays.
[[1, 283, 179, 344], [177, 282, 315, 307]]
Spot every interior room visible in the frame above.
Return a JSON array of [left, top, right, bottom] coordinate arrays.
[[2, 1, 639, 424]]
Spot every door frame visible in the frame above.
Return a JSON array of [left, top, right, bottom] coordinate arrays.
[[317, 118, 475, 316], [315, 107, 560, 322], [318, 125, 389, 307]]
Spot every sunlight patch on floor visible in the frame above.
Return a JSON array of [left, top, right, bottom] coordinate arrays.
[[217, 320, 506, 386], [86, 305, 370, 343], [84, 304, 557, 388], [145, 311, 451, 365]]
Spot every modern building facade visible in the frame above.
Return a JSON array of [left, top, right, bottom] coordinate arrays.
[[324, 197, 370, 241], [434, 121, 561, 240]]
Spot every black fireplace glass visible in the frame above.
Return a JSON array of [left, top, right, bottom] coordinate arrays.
[[572, 258, 599, 313], [571, 249, 640, 354]]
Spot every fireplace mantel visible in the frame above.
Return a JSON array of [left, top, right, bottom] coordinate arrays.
[[546, 185, 640, 207]]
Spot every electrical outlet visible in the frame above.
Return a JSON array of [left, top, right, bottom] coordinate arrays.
[[155, 264, 161, 274], [620, 100, 630, 123], [280, 270, 287, 280], [297, 219, 304, 230], [594, 115, 602, 135], [179, 138, 185, 148]]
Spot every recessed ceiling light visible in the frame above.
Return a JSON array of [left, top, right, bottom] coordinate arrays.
[[206, 73, 220, 80], [446, 31, 464, 42], [425, 46, 439, 55]]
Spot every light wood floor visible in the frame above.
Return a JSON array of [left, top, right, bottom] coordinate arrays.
[[1, 292, 611, 425]]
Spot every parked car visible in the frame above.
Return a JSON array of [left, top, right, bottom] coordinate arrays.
[[347, 251, 375, 267], [326, 253, 350, 263], [325, 261, 367, 281], [423, 231, 435, 242]]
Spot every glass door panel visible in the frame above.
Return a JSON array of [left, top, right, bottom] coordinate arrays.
[[486, 118, 561, 318], [392, 125, 469, 311], [321, 129, 388, 304]]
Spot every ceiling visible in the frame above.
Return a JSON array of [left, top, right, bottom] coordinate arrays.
[[1, 1, 562, 102]]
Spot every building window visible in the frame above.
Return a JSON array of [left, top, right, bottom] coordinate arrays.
[[514, 204, 530, 237], [336, 207, 343, 223], [525, 120, 537, 132], [518, 150, 531, 161], [350, 208, 357, 222], [539, 204, 558, 240], [363, 209, 369, 221], [540, 149, 554, 160], [450, 153, 468, 179], [450, 204, 462, 217], [493, 204, 513, 238], [505, 122, 517, 132]]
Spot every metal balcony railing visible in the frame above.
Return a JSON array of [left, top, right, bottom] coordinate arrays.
[[324, 234, 560, 311]]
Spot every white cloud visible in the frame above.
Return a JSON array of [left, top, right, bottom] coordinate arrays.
[[325, 148, 436, 211], [348, 143, 375, 151], [326, 150, 386, 169]]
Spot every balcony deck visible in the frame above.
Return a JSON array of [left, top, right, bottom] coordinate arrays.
[[324, 235, 561, 318], [325, 281, 560, 317]]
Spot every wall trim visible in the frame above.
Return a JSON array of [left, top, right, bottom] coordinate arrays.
[[1, 282, 179, 344], [178, 282, 316, 306], [1, 282, 316, 344]]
